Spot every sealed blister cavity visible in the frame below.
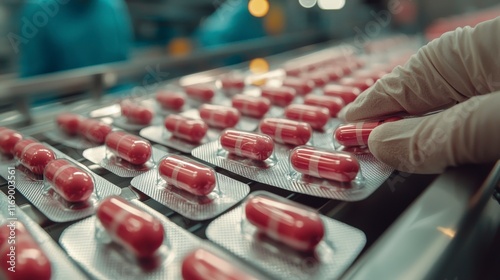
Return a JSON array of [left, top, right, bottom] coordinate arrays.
[[79, 118, 113, 144], [323, 66, 344, 81], [218, 73, 246, 93], [259, 118, 312, 146], [219, 129, 275, 162], [301, 71, 330, 87], [164, 114, 208, 143], [184, 84, 215, 102], [0, 127, 23, 156], [260, 86, 296, 107], [131, 155, 250, 220], [156, 90, 186, 111], [284, 104, 330, 131], [13, 139, 56, 175], [232, 94, 271, 119], [339, 77, 374, 91], [206, 191, 366, 280], [323, 84, 361, 104], [120, 100, 155, 125], [56, 113, 82, 135], [303, 95, 345, 117], [60, 198, 205, 279], [282, 77, 314, 95], [198, 104, 240, 129]]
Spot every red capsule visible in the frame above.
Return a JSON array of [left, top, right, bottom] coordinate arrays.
[[290, 146, 360, 182], [232, 95, 271, 118], [220, 75, 245, 90], [284, 104, 329, 130], [184, 84, 215, 101], [323, 84, 361, 105], [259, 118, 311, 146], [245, 194, 324, 252], [301, 72, 330, 87], [304, 95, 345, 117], [44, 159, 94, 203], [260, 86, 296, 107], [282, 77, 314, 95], [182, 249, 258, 280], [96, 196, 164, 258], [56, 113, 82, 136], [156, 91, 185, 111], [0, 222, 52, 280], [323, 66, 344, 81], [220, 130, 274, 161], [0, 127, 23, 155], [13, 139, 56, 175], [79, 119, 112, 144], [339, 77, 374, 91], [283, 65, 305, 77], [105, 131, 152, 165], [334, 118, 401, 147], [199, 104, 240, 129], [165, 115, 208, 143], [120, 100, 154, 125], [159, 155, 216, 196]]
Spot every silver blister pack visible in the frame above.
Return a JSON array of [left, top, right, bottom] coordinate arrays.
[[0, 193, 88, 279], [192, 118, 394, 201], [59, 199, 202, 280], [0, 144, 121, 222], [130, 167, 250, 220], [45, 129, 96, 150], [83, 145, 167, 177], [206, 202, 366, 280]]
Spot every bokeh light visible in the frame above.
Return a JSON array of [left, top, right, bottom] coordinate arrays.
[[264, 5, 285, 35], [248, 0, 270, 18], [167, 37, 192, 56], [299, 0, 317, 8], [249, 58, 270, 74], [318, 0, 345, 10]]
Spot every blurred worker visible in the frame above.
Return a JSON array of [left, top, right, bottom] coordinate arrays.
[[18, 0, 132, 77], [339, 18, 500, 174]]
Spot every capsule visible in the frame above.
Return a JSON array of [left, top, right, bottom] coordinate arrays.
[[13, 139, 56, 175], [56, 113, 82, 136], [44, 159, 94, 203], [323, 84, 361, 104], [283, 65, 305, 77], [165, 115, 208, 143], [156, 91, 185, 111], [302, 72, 330, 87], [245, 194, 324, 252], [0, 127, 23, 155], [184, 84, 215, 101], [0, 221, 52, 280], [220, 130, 274, 161], [339, 77, 374, 91], [96, 196, 164, 258], [259, 118, 311, 146], [334, 118, 401, 147], [105, 131, 152, 165], [220, 75, 245, 90], [284, 104, 329, 130], [79, 119, 112, 144], [260, 86, 296, 107], [182, 249, 258, 280], [120, 100, 154, 125], [282, 77, 314, 95], [199, 104, 240, 129], [323, 66, 344, 81], [304, 95, 345, 117], [159, 155, 216, 196], [290, 146, 360, 182], [231, 95, 271, 119]]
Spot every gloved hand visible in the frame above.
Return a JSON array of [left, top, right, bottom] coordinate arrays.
[[339, 17, 500, 174]]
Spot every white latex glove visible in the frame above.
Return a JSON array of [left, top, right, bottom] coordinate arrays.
[[339, 17, 500, 174]]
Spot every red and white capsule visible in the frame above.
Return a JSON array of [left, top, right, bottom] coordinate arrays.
[[301, 72, 330, 87], [199, 104, 240, 129], [156, 91, 185, 111], [182, 249, 258, 280], [220, 75, 246, 91], [323, 84, 361, 105], [78, 119, 112, 144], [56, 113, 82, 136], [44, 159, 95, 203], [165, 115, 208, 143], [220, 130, 274, 161], [105, 131, 152, 165], [184, 84, 215, 101], [339, 77, 374, 91], [0, 127, 23, 155], [245, 194, 325, 252], [13, 139, 56, 175], [284, 104, 330, 130], [231, 95, 271, 118], [120, 100, 154, 125], [282, 77, 314, 95], [334, 118, 401, 147], [304, 95, 345, 117], [290, 146, 360, 182], [159, 155, 216, 196], [260, 86, 296, 107], [96, 196, 164, 258], [259, 118, 312, 146], [0, 222, 52, 280]]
